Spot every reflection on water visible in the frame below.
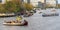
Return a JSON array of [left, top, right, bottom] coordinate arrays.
[[0, 9, 60, 30]]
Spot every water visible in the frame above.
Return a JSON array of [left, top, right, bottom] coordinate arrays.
[[0, 9, 60, 30]]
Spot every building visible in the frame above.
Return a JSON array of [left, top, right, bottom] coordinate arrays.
[[24, 0, 46, 8], [38, 1, 45, 9], [56, 0, 58, 7], [46, 0, 57, 7], [0, 0, 2, 3], [27, 0, 30, 3], [0, 0, 5, 4], [0, 0, 12, 4], [21, 0, 24, 2], [0, 0, 46, 8], [24, 0, 30, 3], [1, 0, 57, 8], [24, 0, 57, 8]]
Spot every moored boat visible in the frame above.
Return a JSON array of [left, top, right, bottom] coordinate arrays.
[[0, 13, 16, 17], [42, 13, 59, 17], [39, 12, 42, 14]]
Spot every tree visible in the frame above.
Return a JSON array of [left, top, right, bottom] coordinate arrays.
[[0, 0, 34, 13], [4, 0, 22, 13], [23, 3, 34, 11], [0, 4, 9, 13]]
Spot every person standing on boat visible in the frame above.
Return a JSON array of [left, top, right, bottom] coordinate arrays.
[[16, 16, 22, 20], [16, 16, 22, 23]]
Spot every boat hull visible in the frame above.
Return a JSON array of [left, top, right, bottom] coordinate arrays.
[[42, 13, 59, 17], [3, 20, 28, 26], [3, 23, 24, 26]]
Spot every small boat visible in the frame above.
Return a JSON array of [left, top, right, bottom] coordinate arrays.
[[39, 12, 42, 14], [23, 13, 33, 17], [42, 13, 59, 17], [51, 10, 56, 12], [0, 13, 16, 17], [3, 20, 28, 26], [23, 15, 30, 17]]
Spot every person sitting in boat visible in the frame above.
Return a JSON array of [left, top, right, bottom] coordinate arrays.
[[4, 20, 11, 23], [10, 20, 15, 24], [20, 19, 28, 25], [24, 20, 28, 25]]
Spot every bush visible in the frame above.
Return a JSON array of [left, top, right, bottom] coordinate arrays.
[[0, 0, 34, 13], [23, 3, 34, 11], [4, 0, 22, 13]]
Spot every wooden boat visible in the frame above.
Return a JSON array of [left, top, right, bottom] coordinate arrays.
[[3, 23, 24, 26], [3, 20, 28, 26]]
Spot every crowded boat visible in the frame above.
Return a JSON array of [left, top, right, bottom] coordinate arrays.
[[3, 16, 28, 26]]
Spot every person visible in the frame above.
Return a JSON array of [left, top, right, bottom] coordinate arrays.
[[23, 20, 28, 25], [16, 16, 22, 21], [16, 16, 22, 23], [20, 19, 28, 25], [4, 20, 11, 23]]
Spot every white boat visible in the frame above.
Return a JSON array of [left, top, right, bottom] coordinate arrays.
[[0, 13, 15, 17], [3, 23, 23, 26], [3, 20, 28, 26], [42, 13, 59, 17]]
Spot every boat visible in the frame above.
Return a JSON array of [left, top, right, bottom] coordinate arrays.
[[42, 13, 59, 17], [3, 20, 28, 26], [23, 15, 30, 17], [0, 13, 16, 17], [39, 12, 42, 14], [3, 23, 24, 26], [23, 13, 33, 17]]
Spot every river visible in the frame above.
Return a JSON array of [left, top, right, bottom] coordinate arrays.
[[0, 9, 60, 30]]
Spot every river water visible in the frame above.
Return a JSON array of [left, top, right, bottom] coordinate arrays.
[[0, 9, 60, 30]]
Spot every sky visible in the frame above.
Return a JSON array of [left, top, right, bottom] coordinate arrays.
[[58, 0, 60, 4]]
